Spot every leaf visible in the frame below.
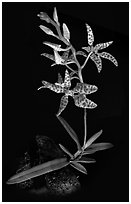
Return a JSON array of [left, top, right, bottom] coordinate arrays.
[[39, 25, 56, 37], [84, 130, 103, 149], [94, 41, 113, 51], [63, 23, 70, 42], [64, 69, 71, 88], [76, 156, 96, 163], [83, 143, 113, 154], [59, 144, 73, 158], [53, 7, 60, 26], [37, 12, 51, 23], [57, 95, 69, 116], [57, 115, 81, 150], [70, 161, 87, 174], [86, 23, 94, 46], [90, 53, 102, 73], [6, 158, 69, 184], [99, 52, 118, 67], [41, 53, 55, 61]]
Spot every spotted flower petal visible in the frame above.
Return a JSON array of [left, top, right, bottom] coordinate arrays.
[[40, 81, 64, 93], [99, 52, 118, 66], [94, 41, 113, 51], [90, 53, 102, 73], [73, 83, 98, 95], [64, 69, 71, 88], [74, 94, 97, 109], [86, 23, 94, 46], [57, 95, 69, 116], [57, 73, 63, 84]]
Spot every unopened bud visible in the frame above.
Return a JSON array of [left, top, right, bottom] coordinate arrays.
[[37, 12, 51, 23]]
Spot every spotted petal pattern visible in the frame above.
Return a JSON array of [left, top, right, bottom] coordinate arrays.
[[41, 81, 64, 93], [94, 41, 113, 51], [73, 83, 98, 95], [57, 95, 69, 116], [90, 53, 102, 73], [64, 69, 71, 88], [86, 24, 94, 46], [99, 52, 118, 66], [57, 73, 63, 84], [74, 94, 97, 109]]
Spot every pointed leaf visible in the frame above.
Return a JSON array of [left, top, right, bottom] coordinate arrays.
[[57, 95, 69, 116], [53, 7, 60, 26], [41, 53, 55, 61], [39, 25, 56, 37], [64, 69, 71, 88], [7, 158, 69, 184], [70, 161, 87, 174], [99, 52, 118, 66], [76, 156, 96, 163], [63, 23, 70, 42], [57, 115, 81, 150], [86, 23, 94, 46], [83, 142, 113, 154], [90, 53, 102, 73], [94, 41, 113, 51], [59, 144, 73, 158], [84, 130, 103, 149]]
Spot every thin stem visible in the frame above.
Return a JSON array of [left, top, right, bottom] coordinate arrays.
[[65, 64, 77, 75], [83, 108, 87, 147], [81, 52, 92, 69]]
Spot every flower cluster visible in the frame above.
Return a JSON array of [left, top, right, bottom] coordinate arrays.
[[38, 69, 98, 116]]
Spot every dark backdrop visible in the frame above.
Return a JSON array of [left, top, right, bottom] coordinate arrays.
[[3, 2, 129, 202]]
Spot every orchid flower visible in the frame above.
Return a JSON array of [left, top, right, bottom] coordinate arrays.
[[38, 69, 98, 115], [81, 24, 118, 72]]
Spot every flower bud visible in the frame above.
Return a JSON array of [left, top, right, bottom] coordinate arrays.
[[37, 12, 51, 23]]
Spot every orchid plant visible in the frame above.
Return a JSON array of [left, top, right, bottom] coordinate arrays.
[[7, 7, 118, 185]]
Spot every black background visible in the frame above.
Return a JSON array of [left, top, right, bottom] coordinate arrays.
[[3, 2, 129, 202]]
